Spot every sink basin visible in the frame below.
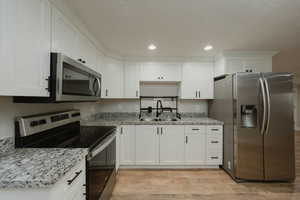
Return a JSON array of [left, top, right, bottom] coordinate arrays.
[[139, 118, 180, 122]]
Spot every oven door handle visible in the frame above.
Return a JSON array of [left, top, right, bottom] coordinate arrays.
[[87, 132, 116, 161]]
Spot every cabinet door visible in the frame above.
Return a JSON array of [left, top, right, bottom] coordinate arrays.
[[0, 0, 16, 95], [184, 126, 206, 165], [51, 6, 78, 59], [102, 57, 124, 98], [159, 126, 185, 165], [135, 126, 159, 165], [14, 0, 51, 97], [140, 63, 181, 82], [119, 126, 135, 165], [124, 62, 140, 98], [76, 33, 97, 71], [181, 62, 214, 99]]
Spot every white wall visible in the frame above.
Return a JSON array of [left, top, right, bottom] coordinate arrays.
[[0, 97, 74, 139]]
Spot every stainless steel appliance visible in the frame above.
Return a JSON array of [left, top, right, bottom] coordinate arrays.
[[210, 72, 295, 182], [14, 53, 102, 103], [15, 110, 116, 200]]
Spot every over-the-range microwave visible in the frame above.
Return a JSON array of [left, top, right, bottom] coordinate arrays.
[[14, 53, 102, 103]]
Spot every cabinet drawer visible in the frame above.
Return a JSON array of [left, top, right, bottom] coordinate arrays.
[[207, 125, 223, 135], [185, 126, 206, 134], [207, 138, 222, 149], [206, 149, 222, 164]]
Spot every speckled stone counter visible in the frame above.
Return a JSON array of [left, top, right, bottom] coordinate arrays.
[[81, 117, 223, 126], [0, 148, 88, 189]]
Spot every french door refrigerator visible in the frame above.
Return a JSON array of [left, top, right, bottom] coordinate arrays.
[[210, 72, 295, 181]]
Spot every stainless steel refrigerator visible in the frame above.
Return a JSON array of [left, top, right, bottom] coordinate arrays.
[[210, 72, 295, 181]]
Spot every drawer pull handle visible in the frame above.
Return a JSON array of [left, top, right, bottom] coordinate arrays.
[[192, 129, 200, 131], [67, 170, 82, 185], [211, 156, 219, 159], [211, 141, 219, 144], [211, 129, 219, 131]]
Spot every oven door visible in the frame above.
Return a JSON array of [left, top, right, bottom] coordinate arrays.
[[54, 53, 101, 102], [87, 133, 116, 200]]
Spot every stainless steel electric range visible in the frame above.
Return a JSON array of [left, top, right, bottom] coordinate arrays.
[[15, 110, 116, 200]]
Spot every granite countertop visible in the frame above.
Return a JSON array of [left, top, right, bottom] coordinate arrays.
[[81, 117, 223, 126], [0, 148, 88, 189]]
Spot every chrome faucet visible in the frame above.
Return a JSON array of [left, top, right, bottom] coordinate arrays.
[[156, 100, 163, 118]]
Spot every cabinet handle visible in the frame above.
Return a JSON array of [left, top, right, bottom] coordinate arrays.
[[120, 127, 123, 134], [67, 170, 82, 185], [136, 90, 138, 97], [161, 127, 163, 135], [211, 141, 219, 144], [211, 129, 219, 131], [105, 89, 108, 96], [192, 128, 200, 131], [186, 136, 188, 144], [157, 127, 159, 135], [196, 91, 197, 98], [211, 156, 219, 160]]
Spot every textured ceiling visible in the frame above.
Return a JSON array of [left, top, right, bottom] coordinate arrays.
[[65, 0, 300, 57]]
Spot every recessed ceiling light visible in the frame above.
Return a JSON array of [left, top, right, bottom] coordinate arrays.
[[204, 45, 213, 51], [148, 44, 157, 50]]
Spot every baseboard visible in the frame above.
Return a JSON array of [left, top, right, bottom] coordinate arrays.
[[119, 165, 220, 169]]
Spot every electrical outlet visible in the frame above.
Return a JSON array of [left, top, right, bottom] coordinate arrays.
[[228, 161, 231, 170]]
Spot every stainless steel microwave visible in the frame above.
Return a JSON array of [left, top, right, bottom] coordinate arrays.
[[14, 53, 102, 103]]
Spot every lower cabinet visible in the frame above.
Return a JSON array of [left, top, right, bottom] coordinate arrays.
[[119, 126, 135, 165], [0, 159, 86, 200], [135, 126, 159, 165], [119, 125, 223, 167], [184, 126, 206, 165], [159, 126, 185, 165]]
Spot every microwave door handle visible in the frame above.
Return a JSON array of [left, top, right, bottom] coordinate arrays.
[[264, 78, 271, 135], [259, 78, 267, 135], [96, 77, 101, 97]]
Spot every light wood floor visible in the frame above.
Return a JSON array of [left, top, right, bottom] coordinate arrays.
[[111, 132, 300, 200]]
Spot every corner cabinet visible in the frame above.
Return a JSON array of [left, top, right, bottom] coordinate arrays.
[[0, 0, 51, 97], [181, 62, 214, 99]]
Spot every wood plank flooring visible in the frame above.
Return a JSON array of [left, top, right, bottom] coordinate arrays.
[[111, 132, 300, 200]]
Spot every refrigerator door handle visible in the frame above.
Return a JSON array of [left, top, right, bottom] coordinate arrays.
[[259, 78, 267, 135], [264, 78, 271, 135]]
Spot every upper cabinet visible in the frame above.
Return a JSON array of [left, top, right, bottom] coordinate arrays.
[[181, 62, 214, 99], [101, 57, 124, 98], [52, 6, 98, 71], [214, 51, 275, 77], [51, 6, 78, 59], [0, 0, 51, 97], [76, 33, 97, 71], [140, 63, 182, 82], [124, 62, 140, 98]]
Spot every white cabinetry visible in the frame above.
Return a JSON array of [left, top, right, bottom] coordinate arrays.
[[184, 126, 206, 165], [51, 6, 78, 59], [119, 126, 135, 165], [140, 63, 182, 82], [124, 62, 140, 98], [135, 126, 159, 165], [214, 51, 275, 77], [181, 62, 214, 99], [76, 33, 97, 71], [159, 126, 185, 165], [102, 57, 124, 98], [0, 159, 86, 200], [0, 0, 51, 97], [206, 126, 223, 165]]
